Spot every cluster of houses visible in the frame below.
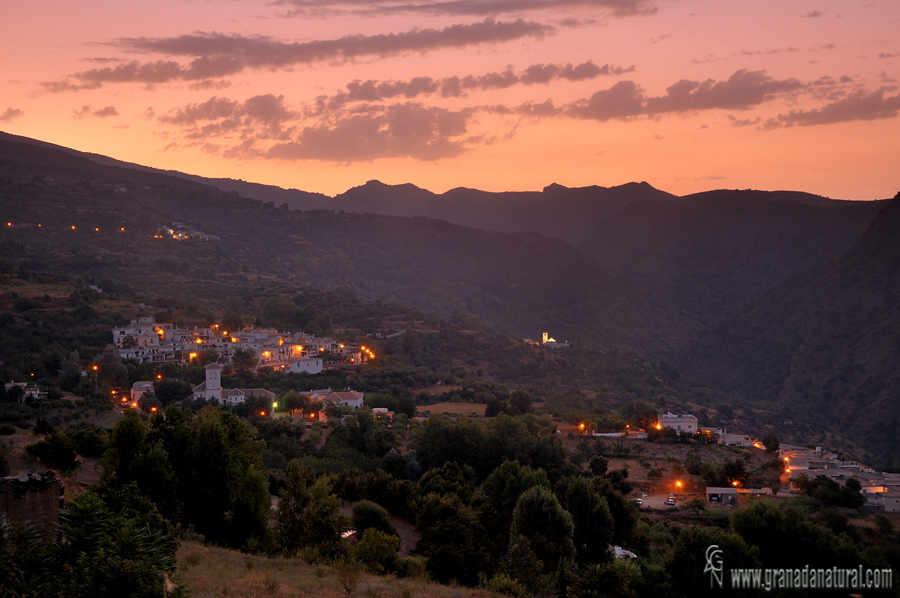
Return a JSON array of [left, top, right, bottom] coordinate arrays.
[[649, 413, 900, 514], [112, 316, 365, 373], [781, 446, 900, 513], [154, 222, 220, 242]]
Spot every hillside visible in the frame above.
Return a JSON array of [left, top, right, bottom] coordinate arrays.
[[581, 190, 885, 323], [0, 133, 697, 360], [682, 193, 900, 467]]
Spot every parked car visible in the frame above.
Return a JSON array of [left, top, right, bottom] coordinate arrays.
[[634, 498, 642, 506], [664, 497, 676, 506]]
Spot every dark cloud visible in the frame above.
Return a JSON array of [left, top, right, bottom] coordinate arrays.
[[44, 19, 551, 91], [645, 69, 802, 113], [275, 0, 659, 19], [649, 33, 671, 44], [266, 103, 473, 162], [0, 107, 24, 123], [805, 10, 823, 18], [879, 53, 896, 59], [318, 60, 617, 110], [565, 69, 802, 121], [73, 105, 119, 119], [566, 80, 645, 120], [769, 87, 900, 127], [516, 99, 560, 116]]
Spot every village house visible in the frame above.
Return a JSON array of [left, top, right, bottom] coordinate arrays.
[[131, 380, 154, 402], [4, 381, 46, 401], [658, 412, 698, 434]]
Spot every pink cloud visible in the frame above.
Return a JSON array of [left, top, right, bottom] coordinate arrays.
[[0, 107, 24, 123], [266, 103, 473, 161], [769, 87, 900, 127]]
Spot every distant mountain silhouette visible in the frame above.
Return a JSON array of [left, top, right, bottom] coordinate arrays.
[[682, 193, 900, 466]]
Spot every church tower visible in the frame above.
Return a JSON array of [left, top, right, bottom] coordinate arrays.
[[204, 362, 222, 401]]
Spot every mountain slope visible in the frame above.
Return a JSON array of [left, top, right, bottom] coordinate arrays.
[[682, 193, 900, 466], [581, 190, 884, 322], [0, 133, 698, 359]]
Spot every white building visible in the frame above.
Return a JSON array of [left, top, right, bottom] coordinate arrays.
[[659, 412, 698, 434], [287, 357, 324, 375]]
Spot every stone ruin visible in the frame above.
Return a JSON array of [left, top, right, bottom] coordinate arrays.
[[0, 471, 65, 538]]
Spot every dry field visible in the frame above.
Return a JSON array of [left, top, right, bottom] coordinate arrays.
[[419, 402, 486, 417], [176, 541, 501, 598]]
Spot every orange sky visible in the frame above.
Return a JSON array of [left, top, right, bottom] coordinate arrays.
[[2, 0, 899, 199]]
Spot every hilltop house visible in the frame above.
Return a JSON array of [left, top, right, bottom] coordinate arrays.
[[659, 412, 698, 434], [4, 382, 46, 401]]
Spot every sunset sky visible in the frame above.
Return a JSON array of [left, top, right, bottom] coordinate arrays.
[[2, 0, 899, 199]]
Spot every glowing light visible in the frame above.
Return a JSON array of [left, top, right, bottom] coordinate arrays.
[[71, 225, 76, 230], [195, 338, 203, 344], [92, 365, 98, 371], [259, 411, 266, 417], [156, 374, 162, 379], [655, 423, 662, 430], [676, 480, 682, 488], [732, 480, 739, 487], [131, 402, 137, 408], [151, 406, 157, 412], [120, 227, 125, 232]]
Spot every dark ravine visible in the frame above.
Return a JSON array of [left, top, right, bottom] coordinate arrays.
[[682, 193, 900, 467]]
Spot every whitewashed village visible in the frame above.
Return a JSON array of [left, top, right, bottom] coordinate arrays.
[[5, 319, 899, 518]]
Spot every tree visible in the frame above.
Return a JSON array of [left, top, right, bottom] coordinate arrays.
[[232, 348, 257, 373], [302, 476, 350, 561], [508, 390, 533, 415], [477, 460, 550, 562], [152, 378, 193, 405], [351, 500, 398, 538], [762, 434, 780, 453], [10, 489, 185, 598], [413, 493, 489, 586], [353, 528, 399, 574], [589, 455, 610, 477], [619, 401, 658, 431], [505, 486, 576, 597], [564, 476, 613, 566], [26, 432, 79, 472], [274, 460, 311, 555], [666, 526, 758, 598], [96, 345, 129, 389]]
